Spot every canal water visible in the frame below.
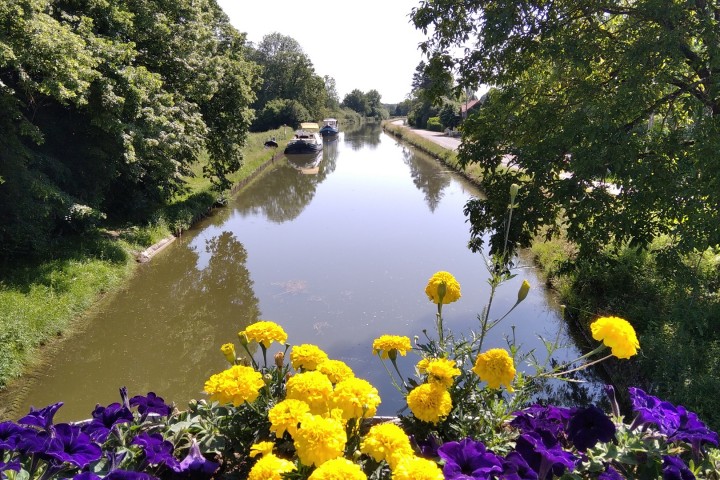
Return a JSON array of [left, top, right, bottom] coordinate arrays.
[[11, 124, 597, 422]]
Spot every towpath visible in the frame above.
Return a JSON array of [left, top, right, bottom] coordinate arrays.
[[390, 119, 462, 151]]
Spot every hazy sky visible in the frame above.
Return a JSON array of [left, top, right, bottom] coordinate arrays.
[[216, 0, 428, 104]]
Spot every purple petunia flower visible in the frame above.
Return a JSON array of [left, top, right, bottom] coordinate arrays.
[[131, 432, 179, 470], [629, 388, 719, 453], [171, 439, 220, 478], [662, 455, 695, 480], [106, 472, 160, 480], [130, 393, 172, 418], [0, 421, 25, 450], [15, 427, 52, 455], [514, 430, 577, 480], [0, 459, 21, 476], [501, 451, 538, 480], [82, 402, 134, 443], [18, 402, 64, 430], [75, 471, 160, 480], [598, 465, 624, 479], [41, 423, 103, 469], [437, 438, 503, 480], [511, 404, 574, 437], [566, 405, 616, 451]]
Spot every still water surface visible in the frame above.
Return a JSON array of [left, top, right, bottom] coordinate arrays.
[[16, 124, 592, 421]]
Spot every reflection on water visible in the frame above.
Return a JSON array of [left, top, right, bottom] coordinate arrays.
[[7, 123, 604, 422]]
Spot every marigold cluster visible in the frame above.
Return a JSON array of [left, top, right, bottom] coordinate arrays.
[[286, 371, 333, 415], [293, 414, 347, 467], [472, 348, 516, 392], [424, 271, 461, 305], [406, 383, 452, 424], [331, 377, 381, 420], [417, 357, 461, 388], [372, 335, 412, 360], [590, 316, 640, 359], [290, 344, 330, 371], [241, 321, 288, 348], [360, 423, 413, 469], [248, 453, 295, 480], [307, 458, 366, 480], [268, 399, 311, 438], [317, 359, 355, 384], [203, 365, 264, 406], [393, 456, 444, 480]]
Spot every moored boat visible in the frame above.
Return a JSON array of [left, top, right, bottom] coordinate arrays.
[[284, 123, 323, 154], [319, 118, 339, 138]]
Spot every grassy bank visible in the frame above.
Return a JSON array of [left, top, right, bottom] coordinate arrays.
[[0, 128, 287, 394], [531, 235, 720, 429], [382, 120, 485, 184]]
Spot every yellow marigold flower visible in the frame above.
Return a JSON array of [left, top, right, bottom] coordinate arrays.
[[308, 457, 367, 480], [241, 320, 288, 348], [220, 343, 236, 364], [417, 357, 461, 388], [331, 377, 381, 420], [406, 383, 452, 424], [472, 348, 516, 392], [393, 456, 444, 480], [286, 371, 333, 415], [290, 344, 330, 371], [425, 271, 461, 305], [203, 365, 264, 406], [293, 414, 347, 467], [317, 359, 355, 384], [360, 423, 413, 469], [248, 453, 296, 480], [268, 399, 311, 438], [591, 316, 640, 359], [372, 335, 412, 360], [249, 441, 275, 458]]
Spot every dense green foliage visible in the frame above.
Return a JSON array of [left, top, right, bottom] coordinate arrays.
[[412, 0, 720, 258], [341, 88, 389, 120], [529, 234, 720, 430], [0, 0, 259, 259], [248, 32, 328, 130]]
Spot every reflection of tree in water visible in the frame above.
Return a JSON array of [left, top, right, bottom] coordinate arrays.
[[234, 162, 320, 223], [344, 123, 382, 151], [400, 145, 452, 212], [138, 231, 260, 395], [529, 358, 609, 409]]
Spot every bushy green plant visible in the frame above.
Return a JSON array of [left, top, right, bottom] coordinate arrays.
[[426, 117, 443, 132]]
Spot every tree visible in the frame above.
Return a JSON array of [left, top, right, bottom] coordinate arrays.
[[0, 0, 258, 257], [324, 75, 340, 110], [341, 89, 370, 115], [412, 0, 720, 257], [250, 33, 327, 124]]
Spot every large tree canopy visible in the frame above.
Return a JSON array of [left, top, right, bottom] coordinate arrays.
[[0, 0, 258, 257], [249, 32, 327, 127], [412, 0, 720, 257]]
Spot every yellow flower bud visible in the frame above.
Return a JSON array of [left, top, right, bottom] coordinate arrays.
[[274, 351, 285, 369], [517, 280, 530, 303], [238, 330, 249, 346], [220, 343, 236, 364]]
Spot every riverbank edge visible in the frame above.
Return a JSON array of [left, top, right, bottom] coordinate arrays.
[[0, 142, 285, 420]]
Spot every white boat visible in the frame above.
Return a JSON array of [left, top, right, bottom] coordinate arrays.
[[319, 118, 339, 138], [284, 123, 323, 154]]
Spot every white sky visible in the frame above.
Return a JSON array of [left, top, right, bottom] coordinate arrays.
[[216, 0, 428, 104]]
